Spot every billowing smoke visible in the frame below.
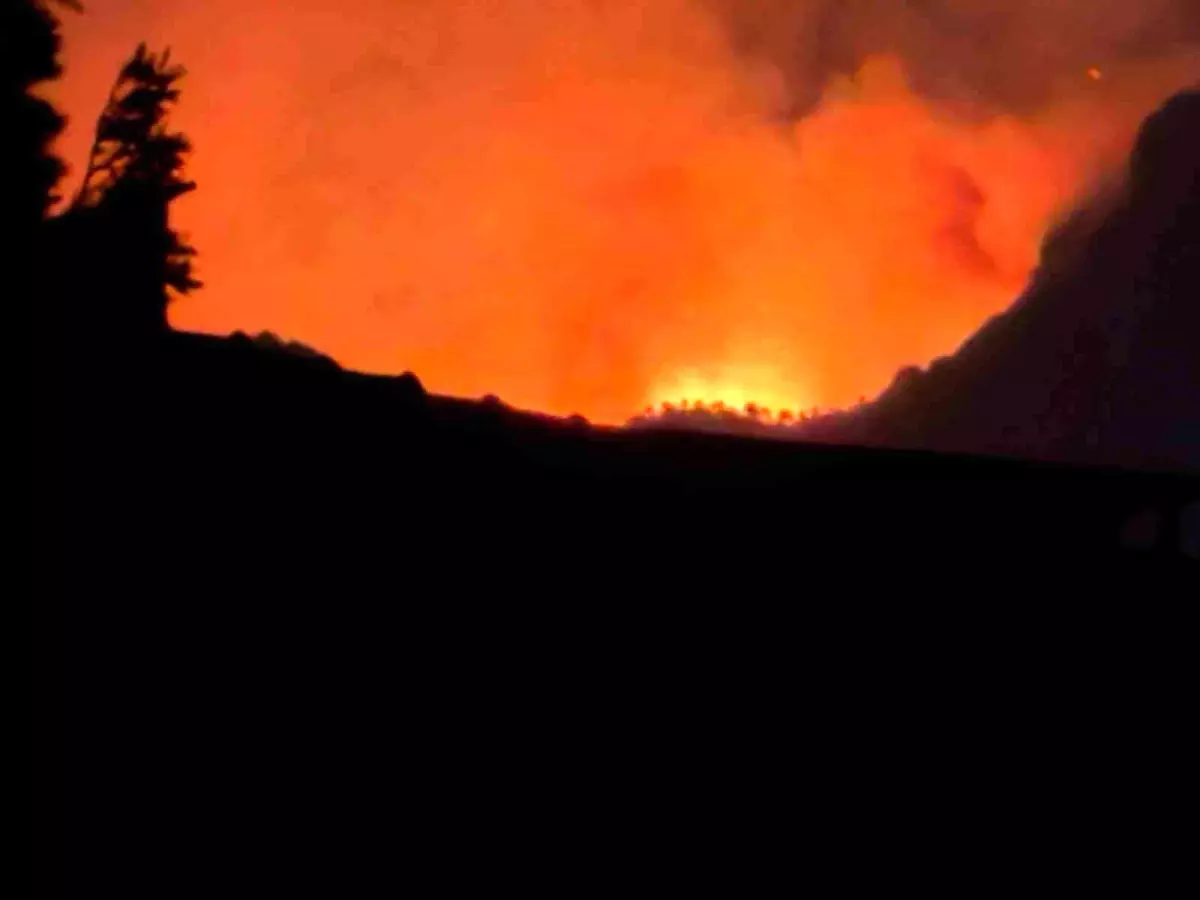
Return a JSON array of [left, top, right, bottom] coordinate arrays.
[[51, 1, 1200, 423], [715, 0, 1200, 112]]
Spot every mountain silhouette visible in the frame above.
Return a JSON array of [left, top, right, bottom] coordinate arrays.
[[818, 87, 1200, 472]]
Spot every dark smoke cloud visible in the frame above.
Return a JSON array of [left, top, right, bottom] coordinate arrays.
[[713, 0, 1200, 114]]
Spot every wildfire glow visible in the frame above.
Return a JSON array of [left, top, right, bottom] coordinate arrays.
[[650, 363, 816, 422], [49, 1, 1199, 425]]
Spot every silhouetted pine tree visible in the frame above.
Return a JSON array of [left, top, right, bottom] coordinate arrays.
[[69, 42, 200, 335], [0, 0, 79, 229]]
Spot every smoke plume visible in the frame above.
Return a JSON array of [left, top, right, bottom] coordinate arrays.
[[51, 1, 1200, 423]]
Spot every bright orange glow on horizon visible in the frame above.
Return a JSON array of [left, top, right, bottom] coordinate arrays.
[[650, 362, 816, 422], [48, 1, 1199, 425]]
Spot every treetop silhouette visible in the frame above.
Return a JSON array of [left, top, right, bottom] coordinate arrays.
[[61, 40, 201, 335], [75, 43, 195, 213]]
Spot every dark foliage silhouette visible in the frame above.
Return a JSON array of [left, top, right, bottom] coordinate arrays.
[[22, 10, 81, 896], [1, 0, 77, 230], [7, 0, 76, 340], [56, 41, 199, 340]]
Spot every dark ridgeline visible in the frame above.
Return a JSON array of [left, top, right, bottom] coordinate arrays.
[[24, 2, 1196, 897], [816, 86, 1200, 472]]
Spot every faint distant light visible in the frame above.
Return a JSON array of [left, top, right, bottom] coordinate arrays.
[[1087, 67, 1104, 81]]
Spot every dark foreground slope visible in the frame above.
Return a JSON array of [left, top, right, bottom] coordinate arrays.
[[41, 88, 1199, 900], [54, 326, 1197, 582], [43, 308, 1197, 897]]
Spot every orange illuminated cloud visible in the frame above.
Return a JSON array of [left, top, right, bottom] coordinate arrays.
[[49, 1, 1200, 424]]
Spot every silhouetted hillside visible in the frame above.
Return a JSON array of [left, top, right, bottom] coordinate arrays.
[[629, 88, 1200, 476], [51, 315, 1198, 900], [30, 8, 1198, 897], [808, 87, 1200, 471]]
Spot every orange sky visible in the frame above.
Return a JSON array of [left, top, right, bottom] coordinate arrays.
[[49, 1, 1200, 423]]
